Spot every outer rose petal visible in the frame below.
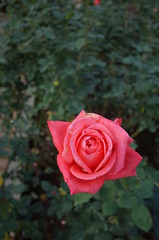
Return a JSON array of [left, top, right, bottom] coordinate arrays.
[[47, 121, 70, 153], [74, 110, 86, 120], [57, 154, 105, 194], [105, 146, 142, 180], [114, 118, 122, 126], [99, 117, 129, 174]]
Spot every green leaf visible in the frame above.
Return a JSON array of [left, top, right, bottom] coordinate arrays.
[[17, 206, 28, 216], [5, 219, 18, 231], [0, 56, 7, 64], [95, 231, 113, 240], [32, 202, 43, 213], [131, 205, 152, 232], [102, 201, 117, 216], [41, 180, 53, 192], [63, 201, 72, 212], [69, 222, 85, 240], [43, 27, 54, 40], [75, 38, 85, 50], [134, 178, 154, 199], [131, 236, 145, 240], [99, 182, 116, 202], [21, 195, 31, 206], [117, 191, 137, 209], [146, 167, 159, 185], [44, 167, 54, 174], [119, 178, 128, 190], [14, 183, 26, 194], [74, 193, 92, 206]]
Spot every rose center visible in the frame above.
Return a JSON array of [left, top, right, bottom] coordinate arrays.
[[86, 138, 97, 148], [78, 135, 103, 156], [85, 137, 99, 154]]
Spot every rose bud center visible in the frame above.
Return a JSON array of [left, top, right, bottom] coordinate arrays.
[[78, 135, 104, 170], [85, 138, 98, 154]]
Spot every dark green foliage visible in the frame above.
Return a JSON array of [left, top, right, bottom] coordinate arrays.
[[0, 0, 159, 239]]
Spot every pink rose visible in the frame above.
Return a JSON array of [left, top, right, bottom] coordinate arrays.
[[94, 0, 101, 5], [47, 110, 142, 195]]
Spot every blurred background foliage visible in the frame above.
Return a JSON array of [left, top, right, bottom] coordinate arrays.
[[0, 0, 159, 239]]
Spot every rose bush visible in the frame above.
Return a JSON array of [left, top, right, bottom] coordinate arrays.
[[48, 110, 142, 194]]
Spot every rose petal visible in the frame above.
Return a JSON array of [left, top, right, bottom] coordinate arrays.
[[87, 123, 116, 143], [57, 154, 105, 194], [70, 127, 107, 173], [70, 152, 116, 180], [62, 117, 96, 164], [47, 121, 70, 153], [78, 147, 104, 170], [78, 135, 91, 150], [61, 110, 86, 163], [84, 113, 101, 122], [114, 118, 122, 126], [74, 110, 86, 120], [77, 129, 106, 153], [94, 131, 113, 172], [128, 137, 133, 144], [86, 124, 114, 172], [76, 128, 107, 153], [99, 118, 130, 174], [80, 136, 98, 153], [71, 124, 114, 173], [105, 146, 142, 180], [70, 127, 93, 173]]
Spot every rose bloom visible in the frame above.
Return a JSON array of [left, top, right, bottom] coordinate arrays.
[[47, 110, 142, 194], [94, 0, 101, 5]]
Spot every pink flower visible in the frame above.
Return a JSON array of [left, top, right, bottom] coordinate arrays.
[[94, 0, 101, 5], [47, 110, 142, 195]]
